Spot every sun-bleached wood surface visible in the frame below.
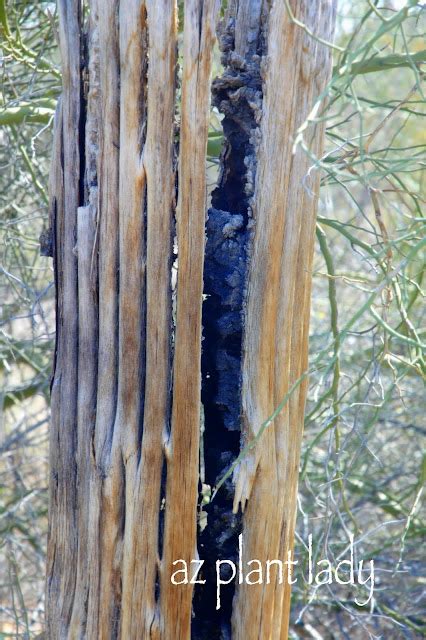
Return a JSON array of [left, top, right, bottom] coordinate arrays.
[[46, 1, 335, 638], [232, 2, 336, 638]]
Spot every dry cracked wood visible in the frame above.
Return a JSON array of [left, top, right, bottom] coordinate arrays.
[[47, 0, 80, 635], [47, 1, 335, 638], [160, 2, 219, 638], [47, 1, 218, 638], [232, 2, 336, 639]]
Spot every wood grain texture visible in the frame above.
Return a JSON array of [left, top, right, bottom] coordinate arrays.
[[46, 95, 66, 639], [87, 2, 122, 636], [47, 1, 334, 637], [69, 200, 98, 638], [160, 2, 219, 639], [120, 1, 174, 637], [68, 3, 99, 633], [231, 2, 336, 639], [46, 0, 80, 635]]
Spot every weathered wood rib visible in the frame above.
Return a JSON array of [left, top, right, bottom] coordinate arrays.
[[46, 96, 67, 639], [160, 2, 219, 639], [117, 1, 151, 638], [119, 1, 175, 638], [266, 9, 328, 635], [46, 0, 81, 635], [279, 6, 336, 635], [232, 2, 336, 639], [68, 201, 98, 638], [92, 0, 120, 473], [84, 1, 121, 637], [69, 2, 100, 634]]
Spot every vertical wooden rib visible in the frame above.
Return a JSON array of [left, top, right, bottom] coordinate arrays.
[[69, 202, 98, 637], [117, 0, 151, 637], [232, 2, 336, 639], [46, 0, 80, 635], [160, 2, 219, 638], [69, 2, 100, 633], [86, 0, 121, 636], [279, 6, 336, 634], [92, 0, 120, 474], [46, 97, 66, 638], [116, 0, 147, 466], [118, 1, 177, 638]]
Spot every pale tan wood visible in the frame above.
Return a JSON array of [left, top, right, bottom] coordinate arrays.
[[68, 202, 98, 638], [119, 1, 174, 638], [47, 2, 335, 637], [232, 2, 336, 639], [280, 9, 336, 635], [160, 2, 219, 638], [117, 0, 150, 636], [91, 0, 120, 472], [84, 2, 122, 637]]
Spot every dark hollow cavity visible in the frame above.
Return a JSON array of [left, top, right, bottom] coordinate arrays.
[[193, 5, 267, 638]]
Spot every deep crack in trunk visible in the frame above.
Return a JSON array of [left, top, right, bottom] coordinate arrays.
[[195, 4, 268, 637]]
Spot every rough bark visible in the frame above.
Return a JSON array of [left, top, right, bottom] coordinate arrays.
[[46, 1, 335, 638]]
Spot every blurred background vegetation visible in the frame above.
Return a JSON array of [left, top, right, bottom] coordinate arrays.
[[0, 0, 424, 638]]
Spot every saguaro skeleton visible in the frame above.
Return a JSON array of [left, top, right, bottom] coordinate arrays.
[[46, 0, 335, 638]]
